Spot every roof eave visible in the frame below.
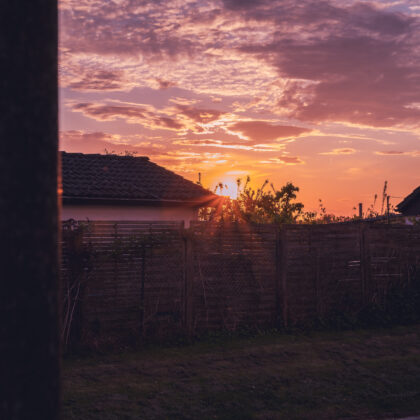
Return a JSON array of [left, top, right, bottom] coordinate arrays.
[[62, 195, 221, 208]]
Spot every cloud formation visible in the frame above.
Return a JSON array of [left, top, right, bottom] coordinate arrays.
[[59, 130, 163, 156], [320, 148, 356, 155], [228, 121, 311, 141], [260, 156, 304, 165], [234, 1, 420, 127], [60, 0, 420, 128], [70, 101, 227, 133], [66, 70, 129, 91], [59, 0, 420, 215], [72, 102, 184, 130], [375, 150, 420, 156], [173, 138, 286, 152]]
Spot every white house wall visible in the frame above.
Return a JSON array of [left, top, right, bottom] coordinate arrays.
[[61, 204, 198, 227]]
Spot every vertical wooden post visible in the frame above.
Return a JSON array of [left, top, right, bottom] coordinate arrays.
[[359, 203, 363, 218], [360, 225, 371, 304], [139, 245, 146, 335], [0, 1, 60, 418], [315, 245, 321, 318], [278, 227, 289, 329], [275, 227, 281, 327], [183, 230, 194, 336]]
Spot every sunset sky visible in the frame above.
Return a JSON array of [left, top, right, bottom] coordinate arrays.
[[59, 0, 420, 215]]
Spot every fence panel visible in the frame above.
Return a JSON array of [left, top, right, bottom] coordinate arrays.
[[281, 223, 420, 326], [61, 220, 420, 345], [366, 225, 420, 305], [62, 220, 184, 345], [189, 222, 278, 332]]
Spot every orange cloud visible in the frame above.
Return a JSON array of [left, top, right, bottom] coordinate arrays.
[[173, 138, 286, 152], [259, 156, 304, 165], [58, 0, 420, 216]]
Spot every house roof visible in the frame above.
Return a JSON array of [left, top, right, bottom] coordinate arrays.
[[396, 186, 420, 213], [61, 152, 219, 206]]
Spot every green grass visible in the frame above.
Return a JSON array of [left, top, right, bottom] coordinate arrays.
[[62, 325, 420, 419]]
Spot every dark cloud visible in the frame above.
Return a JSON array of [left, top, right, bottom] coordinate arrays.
[[60, 1, 197, 59], [60, 0, 420, 129], [73, 103, 148, 120], [71, 102, 227, 132], [72, 103, 184, 130], [68, 70, 127, 91], [233, 1, 420, 127], [229, 121, 310, 141], [59, 130, 162, 156], [176, 105, 225, 124], [158, 116, 184, 130], [277, 156, 303, 164], [222, 0, 268, 11], [320, 148, 356, 155], [223, 0, 413, 36], [348, 3, 412, 35], [61, 130, 115, 143], [375, 150, 405, 155], [273, 36, 420, 127], [156, 78, 177, 89]]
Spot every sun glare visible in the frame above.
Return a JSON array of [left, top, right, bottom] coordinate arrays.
[[215, 178, 239, 199]]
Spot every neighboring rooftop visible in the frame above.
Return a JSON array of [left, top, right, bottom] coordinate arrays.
[[61, 152, 218, 206], [396, 186, 420, 215]]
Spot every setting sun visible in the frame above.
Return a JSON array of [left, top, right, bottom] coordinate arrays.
[[213, 177, 239, 200], [4, 2, 420, 419], [59, 0, 420, 215]]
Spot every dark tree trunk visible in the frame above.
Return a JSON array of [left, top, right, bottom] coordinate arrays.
[[0, 1, 60, 419]]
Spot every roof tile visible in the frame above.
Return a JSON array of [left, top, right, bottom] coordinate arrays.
[[61, 152, 217, 204], [396, 186, 420, 213]]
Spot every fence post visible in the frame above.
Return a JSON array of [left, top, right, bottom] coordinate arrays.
[[360, 224, 371, 304], [275, 227, 281, 327], [139, 245, 146, 336], [314, 242, 321, 318], [183, 229, 194, 336], [277, 227, 289, 329]]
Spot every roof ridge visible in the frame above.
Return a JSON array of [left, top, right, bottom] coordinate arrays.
[[61, 151, 149, 160]]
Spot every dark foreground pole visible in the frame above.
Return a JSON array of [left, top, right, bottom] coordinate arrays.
[[0, 1, 60, 419]]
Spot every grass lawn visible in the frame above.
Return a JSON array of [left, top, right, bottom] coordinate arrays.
[[62, 324, 420, 420]]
